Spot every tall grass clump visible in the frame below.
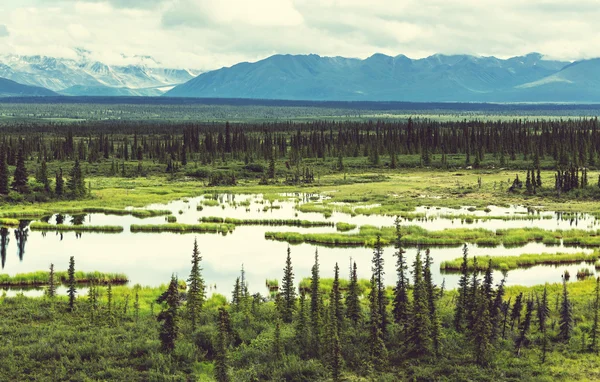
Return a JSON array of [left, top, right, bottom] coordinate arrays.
[[29, 223, 124, 233], [130, 223, 235, 234]]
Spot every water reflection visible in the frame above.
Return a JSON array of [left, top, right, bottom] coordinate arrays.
[[70, 214, 86, 225], [14, 221, 29, 262], [1, 228, 9, 269]]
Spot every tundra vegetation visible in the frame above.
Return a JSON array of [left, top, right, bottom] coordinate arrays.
[[2, 106, 600, 380]]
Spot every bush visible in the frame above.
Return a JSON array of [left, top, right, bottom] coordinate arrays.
[[243, 163, 265, 173]]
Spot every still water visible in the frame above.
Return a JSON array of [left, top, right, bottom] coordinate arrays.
[[1, 193, 598, 296]]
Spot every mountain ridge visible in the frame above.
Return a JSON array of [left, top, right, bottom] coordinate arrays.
[[165, 52, 600, 102]]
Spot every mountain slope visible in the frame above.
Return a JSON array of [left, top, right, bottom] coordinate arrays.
[[166, 53, 583, 102], [0, 77, 57, 97], [0, 51, 201, 96]]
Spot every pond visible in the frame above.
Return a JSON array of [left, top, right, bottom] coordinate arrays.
[[1, 193, 598, 297]]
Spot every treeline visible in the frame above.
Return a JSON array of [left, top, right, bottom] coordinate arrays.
[[2, 118, 600, 171]]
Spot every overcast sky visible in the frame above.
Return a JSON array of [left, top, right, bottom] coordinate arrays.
[[0, 0, 598, 70]]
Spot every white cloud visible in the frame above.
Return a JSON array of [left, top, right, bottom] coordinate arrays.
[[0, 0, 598, 69]]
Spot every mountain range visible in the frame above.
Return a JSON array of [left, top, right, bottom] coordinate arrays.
[[2, 52, 600, 102], [0, 49, 201, 97], [165, 53, 600, 103]]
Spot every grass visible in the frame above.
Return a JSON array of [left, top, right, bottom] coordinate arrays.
[[0, 218, 19, 226], [166, 215, 177, 223], [130, 223, 235, 234], [440, 252, 600, 273], [199, 216, 334, 227], [335, 222, 357, 232], [265, 225, 600, 248], [0, 270, 128, 287], [29, 222, 124, 233], [0, 207, 171, 220]]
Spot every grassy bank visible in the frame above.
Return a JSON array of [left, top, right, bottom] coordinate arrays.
[[29, 222, 124, 233], [199, 216, 334, 227], [440, 251, 600, 273], [0, 270, 128, 287], [130, 223, 235, 234]]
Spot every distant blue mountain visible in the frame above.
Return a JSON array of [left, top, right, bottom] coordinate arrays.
[[166, 53, 600, 102], [0, 77, 57, 97]]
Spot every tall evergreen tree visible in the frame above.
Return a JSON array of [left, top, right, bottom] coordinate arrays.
[[591, 277, 600, 354], [295, 291, 310, 359], [55, 168, 64, 197], [515, 299, 534, 357], [331, 263, 343, 334], [47, 263, 56, 299], [393, 217, 410, 334], [472, 287, 493, 365], [537, 284, 550, 362], [157, 275, 180, 352], [510, 293, 524, 331], [281, 246, 296, 323], [454, 244, 470, 331], [273, 318, 283, 361], [67, 158, 86, 198], [215, 307, 230, 382], [310, 249, 321, 357], [371, 235, 387, 334], [0, 144, 9, 195], [408, 250, 432, 357], [36, 160, 51, 193], [67, 256, 76, 312], [187, 238, 206, 332], [346, 261, 361, 324], [368, 276, 388, 371], [11, 145, 28, 194], [559, 278, 573, 342], [423, 249, 441, 356]]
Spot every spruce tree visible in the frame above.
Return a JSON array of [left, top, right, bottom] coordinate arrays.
[[67, 158, 86, 198], [331, 263, 343, 334], [393, 217, 410, 334], [310, 249, 321, 358], [371, 235, 387, 334], [408, 250, 432, 357], [231, 277, 241, 308], [0, 145, 9, 195], [295, 291, 310, 359], [472, 288, 493, 365], [346, 261, 361, 324], [515, 299, 534, 357], [424, 249, 441, 356], [273, 318, 283, 361], [215, 307, 230, 382], [157, 275, 180, 352], [510, 293, 524, 331], [454, 244, 470, 331], [590, 277, 600, 354], [36, 160, 51, 193], [537, 284, 550, 362], [187, 238, 206, 332], [47, 263, 56, 299], [281, 246, 296, 323], [491, 273, 506, 341], [368, 276, 388, 371], [466, 256, 480, 330], [67, 256, 76, 312], [11, 145, 28, 194], [55, 168, 64, 197], [559, 278, 573, 342]]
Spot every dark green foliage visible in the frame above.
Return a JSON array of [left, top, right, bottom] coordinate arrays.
[[187, 238, 206, 331], [346, 261, 361, 324], [310, 249, 321, 358], [295, 291, 310, 359], [36, 160, 51, 193], [454, 244, 470, 331], [371, 235, 387, 334], [55, 168, 64, 197], [408, 250, 432, 358], [368, 276, 388, 370], [215, 307, 231, 382], [393, 217, 410, 333], [157, 275, 180, 352], [515, 299, 534, 357], [273, 319, 283, 361], [559, 278, 573, 342], [11, 145, 29, 194], [67, 159, 86, 198], [67, 256, 76, 312], [0, 144, 9, 195], [424, 249, 441, 356], [47, 263, 56, 299], [281, 246, 296, 323], [510, 293, 524, 331], [591, 277, 600, 354], [537, 285, 550, 362]]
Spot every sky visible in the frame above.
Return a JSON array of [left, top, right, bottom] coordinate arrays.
[[0, 0, 599, 70]]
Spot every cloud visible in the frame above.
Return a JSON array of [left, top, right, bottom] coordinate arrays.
[[0, 25, 9, 37], [0, 0, 599, 70]]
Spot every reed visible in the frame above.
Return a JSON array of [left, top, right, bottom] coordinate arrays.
[[336, 222, 357, 232], [130, 223, 235, 234], [166, 216, 177, 223], [29, 222, 124, 232], [440, 252, 599, 273], [0, 218, 19, 227], [0, 270, 128, 287]]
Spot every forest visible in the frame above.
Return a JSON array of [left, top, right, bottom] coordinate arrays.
[[2, 110, 600, 381]]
